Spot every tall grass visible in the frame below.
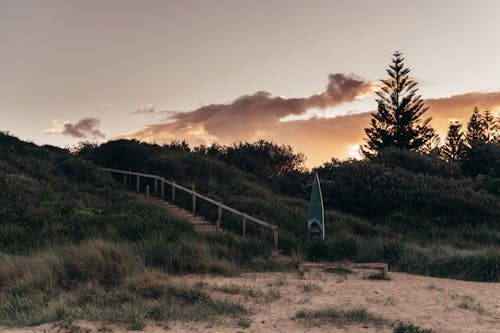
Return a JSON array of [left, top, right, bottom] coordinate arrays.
[[0, 240, 247, 327], [63, 239, 144, 288], [396, 244, 499, 282]]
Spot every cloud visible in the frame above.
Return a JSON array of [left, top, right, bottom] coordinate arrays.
[[425, 91, 500, 129], [135, 104, 155, 113], [117, 72, 500, 167], [99, 103, 115, 109], [46, 117, 105, 139], [147, 73, 376, 142]]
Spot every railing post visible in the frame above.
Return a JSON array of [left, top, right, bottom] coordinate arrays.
[[123, 174, 126, 187], [273, 224, 279, 251], [191, 183, 196, 214], [161, 180, 165, 199], [146, 185, 150, 197], [242, 216, 247, 236], [136, 175, 140, 192], [217, 204, 222, 231], [154, 179, 158, 196], [171, 181, 176, 202]]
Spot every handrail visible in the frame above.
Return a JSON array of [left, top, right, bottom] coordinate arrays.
[[100, 167, 279, 249]]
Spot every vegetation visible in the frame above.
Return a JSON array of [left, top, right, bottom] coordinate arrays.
[[0, 85, 499, 328], [366, 272, 390, 280], [363, 51, 437, 157], [442, 121, 465, 162], [393, 322, 436, 333], [2, 131, 498, 283], [294, 307, 388, 326], [0, 240, 247, 327]]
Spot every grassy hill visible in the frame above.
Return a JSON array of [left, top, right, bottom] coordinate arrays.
[[0, 132, 498, 328]]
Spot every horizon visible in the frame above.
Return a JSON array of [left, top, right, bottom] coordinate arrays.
[[1, 0, 500, 167]]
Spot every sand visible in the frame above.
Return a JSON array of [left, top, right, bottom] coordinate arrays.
[[2, 269, 499, 333]]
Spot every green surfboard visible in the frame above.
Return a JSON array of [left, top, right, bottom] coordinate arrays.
[[307, 173, 325, 240]]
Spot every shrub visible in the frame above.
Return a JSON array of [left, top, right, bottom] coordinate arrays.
[[63, 239, 144, 287], [0, 250, 62, 291]]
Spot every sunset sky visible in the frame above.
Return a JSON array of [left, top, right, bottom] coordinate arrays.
[[1, 0, 499, 167]]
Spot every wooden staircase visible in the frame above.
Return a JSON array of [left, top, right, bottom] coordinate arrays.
[[102, 167, 278, 249], [131, 193, 217, 232]]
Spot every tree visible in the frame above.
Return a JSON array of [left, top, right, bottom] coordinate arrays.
[[441, 121, 465, 162], [465, 106, 486, 147], [483, 109, 495, 143], [363, 51, 436, 158]]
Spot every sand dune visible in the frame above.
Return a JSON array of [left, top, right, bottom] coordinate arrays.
[[2, 270, 499, 333]]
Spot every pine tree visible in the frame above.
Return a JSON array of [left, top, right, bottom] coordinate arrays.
[[465, 106, 486, 147], [483, 109, 495, 143], [442, 121, 465, 161], [363, 51, 436, 157]]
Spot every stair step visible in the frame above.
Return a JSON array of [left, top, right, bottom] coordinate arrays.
[[194, 228, 217, 232], [129, 193, 218, 234]]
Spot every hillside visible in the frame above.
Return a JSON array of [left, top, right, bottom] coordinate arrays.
[[0, 132, 499, 331], [82, 138, 500, 281]]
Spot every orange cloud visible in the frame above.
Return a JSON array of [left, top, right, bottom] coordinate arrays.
[[119, 77, 500, 167]]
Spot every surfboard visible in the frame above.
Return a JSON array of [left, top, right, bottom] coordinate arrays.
[[307, 173, 325, 240]]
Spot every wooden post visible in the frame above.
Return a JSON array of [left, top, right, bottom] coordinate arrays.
[[123, 174, 126, 187], [146, 185, 150, 197], [242, 216, 247, 236], [273, 225, 279, 251], [217, 204, 222, 231], [192, 183, 196, 214], [154, 179, 158, 195], [160, 180, 165, 199], [136, 175, 140, 192], [171, 182, 176, 202]]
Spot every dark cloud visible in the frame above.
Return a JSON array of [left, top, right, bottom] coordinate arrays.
[[118, 71, 500, 166], [119, 73, 375, 164], [161, 73, 376, 141], [46, 117, 105, 139]]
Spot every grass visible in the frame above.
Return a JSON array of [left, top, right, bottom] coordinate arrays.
[[297, 282, 321, 292], [393, 322, 436, 333], [213, 283, 242, 295], [425, 284, 443, 291], [294, 307, 389, 326], [366, 272, 391, 280], [0, 240, 248, 327], [0, 132, 499, 329], [453, 294, 487, 315], [212, 283, 280, 303], [267, 275, 288, 287], [237, 317, 252, 328]]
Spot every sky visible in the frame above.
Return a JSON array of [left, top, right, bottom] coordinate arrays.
[[1, 0, 499, 167]]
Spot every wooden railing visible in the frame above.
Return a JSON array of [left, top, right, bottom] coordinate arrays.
[[101, 167, 279, 250]]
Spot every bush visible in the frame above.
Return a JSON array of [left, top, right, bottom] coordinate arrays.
[[0, 250, 62, 291], [396, 245, 499, 282], [303, 235, 360, 262], [316, 158, 499, 225], [63, 239, 144, 287], [138, 236, 238, 275]]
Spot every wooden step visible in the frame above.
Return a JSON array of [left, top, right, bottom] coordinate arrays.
[[128, 193, 217, 234]]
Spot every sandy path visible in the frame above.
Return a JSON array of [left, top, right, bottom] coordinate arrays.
[[2, 270, 499, 333]]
